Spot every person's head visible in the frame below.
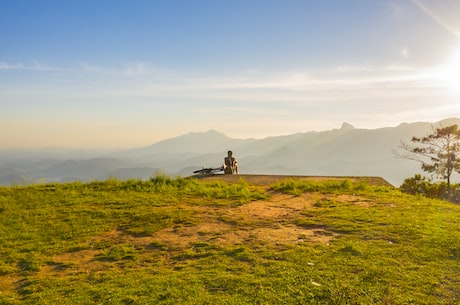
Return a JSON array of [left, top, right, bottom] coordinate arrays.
[[227, 150, 233, 157]]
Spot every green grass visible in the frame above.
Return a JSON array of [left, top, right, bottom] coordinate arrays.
[[0, 177, 459, 304]]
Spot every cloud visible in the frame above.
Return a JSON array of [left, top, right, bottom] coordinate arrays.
[[0, 62, 23, 70], [1, 58, 445, 103], [123, 63, 147, 77], [400, 48, 410, 59], [0, 61, 70, 72], [0, 60, 155, 76], [2, 58, 458, 148], [31, 62, 70, 72], [79, 62, 106, 73], [335, 65, 377, 73], [192, 106, 275, 115], [83, 62, 447, 109]]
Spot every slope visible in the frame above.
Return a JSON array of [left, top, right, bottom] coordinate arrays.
[[0, 177, 458, 304]]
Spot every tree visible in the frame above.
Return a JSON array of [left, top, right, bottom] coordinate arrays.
[[396, 124, 460, 199]]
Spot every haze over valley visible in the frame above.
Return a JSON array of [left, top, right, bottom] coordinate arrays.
[[2, 118, 459, 186]]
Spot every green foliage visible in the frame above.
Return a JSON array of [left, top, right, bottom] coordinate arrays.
[[400, 174, 460, 203], [0, 177, 459, 304], [397, 124, 460, 196]]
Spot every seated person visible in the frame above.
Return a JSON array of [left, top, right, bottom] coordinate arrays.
[[224, 150, 238, 174]]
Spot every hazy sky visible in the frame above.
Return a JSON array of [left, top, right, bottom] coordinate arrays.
[[1, 0, 460, 149]]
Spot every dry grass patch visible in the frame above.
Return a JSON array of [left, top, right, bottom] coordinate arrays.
[[149, 192, 338, 251], [38, 191, 338, 276]]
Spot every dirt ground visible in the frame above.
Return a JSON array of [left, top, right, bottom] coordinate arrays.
[[33, 191, 339, 279], [151, 192, 337, 249]]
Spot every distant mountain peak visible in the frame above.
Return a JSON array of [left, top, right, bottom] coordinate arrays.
[[184, 129, 228, 138], [204, 129, 228, 137], [340, 122, 354, 130]]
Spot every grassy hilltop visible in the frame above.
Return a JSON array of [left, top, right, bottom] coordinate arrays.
[[0, 176, 459, 304]]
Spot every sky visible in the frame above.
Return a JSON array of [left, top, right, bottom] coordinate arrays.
[[1, 0, 460, 149]]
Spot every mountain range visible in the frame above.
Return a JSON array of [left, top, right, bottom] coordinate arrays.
[[1, 118, 460, 186]]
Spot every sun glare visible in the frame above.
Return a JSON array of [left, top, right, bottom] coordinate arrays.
[[434, 47, 460, 93]]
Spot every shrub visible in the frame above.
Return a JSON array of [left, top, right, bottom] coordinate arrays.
[[400, 174, 460, 203]]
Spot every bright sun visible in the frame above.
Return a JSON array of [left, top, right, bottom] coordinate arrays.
[[434, 47, 460, 93]]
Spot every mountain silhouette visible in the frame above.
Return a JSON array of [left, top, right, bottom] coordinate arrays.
[[1, 118, 459, 186]]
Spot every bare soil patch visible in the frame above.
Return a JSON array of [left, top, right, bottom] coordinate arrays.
[[38, 175, 381, 276], [41, 190, 339, 275], [136, 192, 337, 250]]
